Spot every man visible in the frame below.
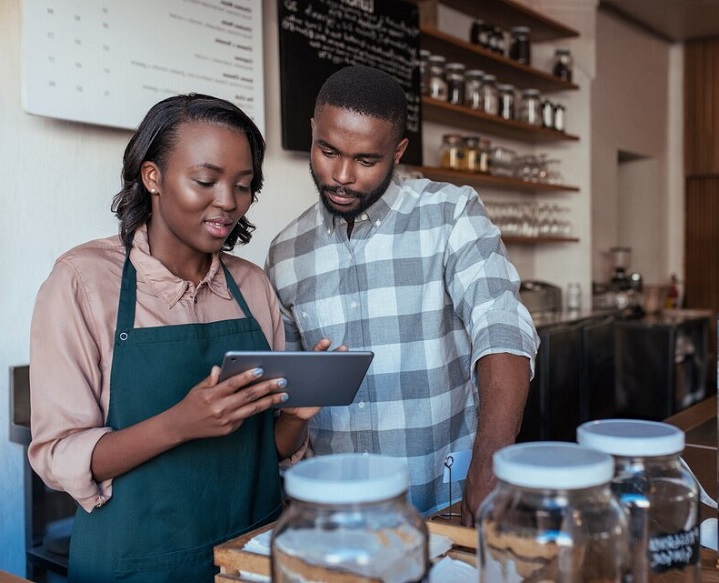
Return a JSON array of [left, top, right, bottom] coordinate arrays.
[[266, 65, 539, 525]]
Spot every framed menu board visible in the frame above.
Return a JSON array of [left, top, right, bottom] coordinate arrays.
[[21, 0, 265, 133], [277, 0, 423, 166]]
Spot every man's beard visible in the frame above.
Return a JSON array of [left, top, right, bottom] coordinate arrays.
[[310, 163, 394, 221]]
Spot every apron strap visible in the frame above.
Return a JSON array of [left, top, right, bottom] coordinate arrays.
[[221, 260, 254, 319], [116, 253, 138, 333]]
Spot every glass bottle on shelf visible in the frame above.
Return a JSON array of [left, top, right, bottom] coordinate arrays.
[[541, 98, 554, 129], [553, 48, 574, 82], [445, 62, 466, 106], [427, 55, 447, 101], [464, 69, 484, 110], [554, 103, 566, 132], [464, 136, 481, 173], [439, 133, 466, 170], [497, 84, 516, 120], [509, 26, 531, 65], [519, 88, 542, 126], [481, 74, 499, 115]]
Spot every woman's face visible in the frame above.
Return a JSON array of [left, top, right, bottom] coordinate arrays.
[[144, 121, 254, 258]]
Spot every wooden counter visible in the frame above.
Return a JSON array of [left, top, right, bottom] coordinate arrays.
[[0, 571, 33, 583]]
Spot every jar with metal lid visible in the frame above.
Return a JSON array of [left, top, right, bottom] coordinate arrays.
[[491, 26, 505, 55], [480, 74, 499, 115], [554, 102, 566, 132], [519, 88, 541, 126], [509, 26, 531, 65], [553, 48, 574, 82], [497, 83, 516, 120], [445, 62, 465, 105], [470, 19, 491, 48], [464, 69, 484, 109], [541, 98, 554, 129], [427, 54, 447, 101], [418, 49, 431, 95], [577, 419, 701, 582], [439, 133, 466, 170], [464, 136, 482, 172], [477, 138, 491, 173], [477, 442, 629, 582], [271, 454, 428, 583]]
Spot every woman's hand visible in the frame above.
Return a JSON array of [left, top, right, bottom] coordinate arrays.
[[279, 338, 348, 421], [168, 365, 289, 441]]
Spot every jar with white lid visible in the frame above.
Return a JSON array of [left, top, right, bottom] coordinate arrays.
[[465, 69, 484, 109], [477, 442, 628, 582], [444, 62, 466, 105], [519, 88, 542, 126], [497, 83, 516, 120], [577, 419, 701, 582], [271, 454, 428, 583], [481, 74, 499, 115], [427, 55, 447, 101]]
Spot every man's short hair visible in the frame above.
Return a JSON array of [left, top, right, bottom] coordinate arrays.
[[314, 65, 407, 140]]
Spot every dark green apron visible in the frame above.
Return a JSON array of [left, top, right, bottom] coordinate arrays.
[[68, 256, 282, 583]]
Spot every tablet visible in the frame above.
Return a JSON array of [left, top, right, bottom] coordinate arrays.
[[219, 351, 374, 408]]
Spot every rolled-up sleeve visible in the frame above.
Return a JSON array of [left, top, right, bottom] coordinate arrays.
[[28, 259, 113, 513]]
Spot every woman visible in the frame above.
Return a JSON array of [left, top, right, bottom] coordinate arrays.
[[28, 94, 316, 582]]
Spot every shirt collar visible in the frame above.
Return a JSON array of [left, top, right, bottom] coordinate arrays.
[[129, 224, 232, 308], [320, 172, 403, 236]]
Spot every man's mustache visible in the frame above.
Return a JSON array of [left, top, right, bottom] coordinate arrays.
[[322, 185, 363, 199]]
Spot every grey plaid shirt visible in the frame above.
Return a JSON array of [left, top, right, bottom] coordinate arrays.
[[266, 174, 538, 514]]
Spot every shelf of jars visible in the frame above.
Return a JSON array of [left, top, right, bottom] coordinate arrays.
[[422, 97, 579, 143], [420, 27, 578, 94], [408, 166, 579, 194], [437, 0, 579, 43], [503, 235, 579, 245]]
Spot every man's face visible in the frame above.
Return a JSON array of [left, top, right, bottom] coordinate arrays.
[[309, 105, 408, 220]]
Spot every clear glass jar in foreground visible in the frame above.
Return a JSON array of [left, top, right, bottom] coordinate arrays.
[[271, 454, 428, 583], [577, 419, 700, 583], [477, 442, 628, 583]]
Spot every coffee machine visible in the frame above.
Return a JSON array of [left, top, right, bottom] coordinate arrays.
[[609, 246, 632, 291]]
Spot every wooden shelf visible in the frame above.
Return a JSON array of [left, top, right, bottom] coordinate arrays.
[[421, 27, 578, 93], [503, 235, 579, 245], [438, 0, 579, 42], [422, 97, 579, 143], [410, 166, 580, 193]]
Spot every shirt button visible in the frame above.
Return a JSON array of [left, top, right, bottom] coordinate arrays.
[[301, 311, 307, 318], [351, 301, 358, 309], [358, 401, 365, 408], [360, 213, 368, 221], [375, 220, 381, 227]]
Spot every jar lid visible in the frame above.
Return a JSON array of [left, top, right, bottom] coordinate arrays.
[[493, 442, 614, 489], [428, 54, 446, 63], [496, 84, 515, 91], [284, 454, 409, 504], [577, 419, 685, 456], [483, 74, 496, 82], [511, 26, 530, 34], [555, 48, 571, 54], [465, 69, 485, 77], [419, 49, 431, 58], [522, 88, 540, 96], [445, 62, 466, 71]]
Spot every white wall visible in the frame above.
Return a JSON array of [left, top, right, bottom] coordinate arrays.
[[0, 0, 686, 576], [0, 0, 317, 575], [591, 8, 682, 285]]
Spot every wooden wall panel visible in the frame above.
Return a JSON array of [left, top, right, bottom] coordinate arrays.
[[685, 177, 719, 310], [684, 39, 719, 175]]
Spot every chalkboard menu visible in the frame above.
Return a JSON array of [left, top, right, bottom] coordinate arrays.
[[278, 0, 422, 166]]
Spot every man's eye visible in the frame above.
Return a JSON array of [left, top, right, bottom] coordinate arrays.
[[358, 159, 377, 167], [322, 150, 338, 158]]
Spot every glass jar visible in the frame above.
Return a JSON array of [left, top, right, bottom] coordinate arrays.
[[439, 133, 466, 170], [427, 54, 447, 101], [464, 69, 484, 110], [497, 83, 516, 120], [490, 26, 505, 55], [554, 103, 566, 132], [477, 442, 628, 583], [509, 26, 531, 65], [480, 74, 499, 115], [519, 88, 542, 126], [553, 48, 574, 82], [478, 138, 491, 174], [418, 49, 431, 95], [541, 98, 554, 129], [271, 454, 428, 583], [445, 62, 466, 105], [470, 19, 491, 48], [577, 420, 701, 583], [464, 136, 481, 172]]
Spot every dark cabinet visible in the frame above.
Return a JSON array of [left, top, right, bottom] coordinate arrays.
[[615, 311, 709, 420]]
